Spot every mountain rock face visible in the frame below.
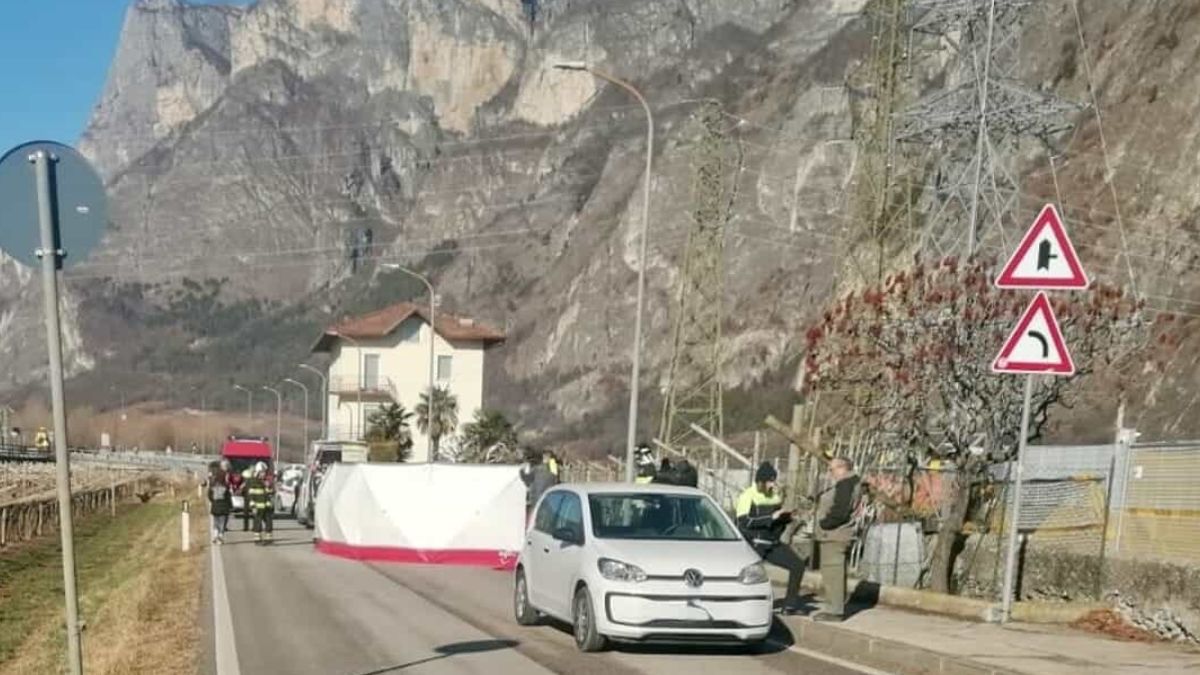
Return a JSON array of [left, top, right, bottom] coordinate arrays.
[[3, 0, 1200, 444]]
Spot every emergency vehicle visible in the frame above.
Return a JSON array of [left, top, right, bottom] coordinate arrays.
[[220, 435, 274, 515]]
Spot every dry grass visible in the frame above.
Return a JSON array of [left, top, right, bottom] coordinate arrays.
[[0, 494, 205, 674]]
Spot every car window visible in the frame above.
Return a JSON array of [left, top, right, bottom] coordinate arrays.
[[534, 492, 564, 534], [553, 493, 584, 541], [589, 493, 740, 541]]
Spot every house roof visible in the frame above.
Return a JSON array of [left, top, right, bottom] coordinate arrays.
[[311, 302, 505, 352]]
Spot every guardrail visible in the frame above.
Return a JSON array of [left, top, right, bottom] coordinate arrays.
[[70, 451, 217, 472], [0, 444, 52, 463]]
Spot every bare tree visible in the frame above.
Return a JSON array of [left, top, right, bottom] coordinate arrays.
[[802, 256, 1177, 592]]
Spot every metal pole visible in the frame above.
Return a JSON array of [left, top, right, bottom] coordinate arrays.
[[594, 70, 651, 483], [381, 264, 437, 461], [283, 379, 309, 461], [1000, 373, 1034, 622], [554, 63, 653, 482], [262, 387, 282, 465], [31, 149, 83, 675], [233, 384, 252, 429], [965, 0, 997, 257], [199, 391, 206, 454], [298, 365, 327, 441]]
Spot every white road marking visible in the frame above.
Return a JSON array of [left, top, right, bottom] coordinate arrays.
[[768, 640, 895, 675], [212, 544, 242, 675]]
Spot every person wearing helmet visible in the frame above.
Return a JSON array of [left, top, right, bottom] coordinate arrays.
[[245, 462, 275, 544], [634, 443, 656, 484]]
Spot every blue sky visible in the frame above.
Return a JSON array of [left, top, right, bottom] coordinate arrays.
[[0, 1, 251, 155]]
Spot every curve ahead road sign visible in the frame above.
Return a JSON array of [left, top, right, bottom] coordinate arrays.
[[0, 140, 108, 268]]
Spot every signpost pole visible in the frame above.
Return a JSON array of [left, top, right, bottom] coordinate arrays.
[[1000, 372, 1034, 623], [32, 150, 84, 675]]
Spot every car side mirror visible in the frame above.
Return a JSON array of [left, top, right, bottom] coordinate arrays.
[[553, 526, 582, 546]]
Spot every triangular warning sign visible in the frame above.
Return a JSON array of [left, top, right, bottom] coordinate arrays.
[[991, 292, 1075, 376], [995, 204, 1089, 290]]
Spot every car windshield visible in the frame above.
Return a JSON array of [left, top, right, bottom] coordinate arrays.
[[589, 493, 740, 541]]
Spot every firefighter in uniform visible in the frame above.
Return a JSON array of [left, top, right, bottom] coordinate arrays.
[[246, 462, 275, 544], [736, 462, 805, 614]]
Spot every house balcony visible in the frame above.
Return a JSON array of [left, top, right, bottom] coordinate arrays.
[[328, 375, 399, 401]]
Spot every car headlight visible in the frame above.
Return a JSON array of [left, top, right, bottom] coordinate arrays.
[[598, 558, 648, 583], [739, 562, 768, 585]]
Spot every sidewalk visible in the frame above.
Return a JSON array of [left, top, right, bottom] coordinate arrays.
[[770, 580, 1200, 674]]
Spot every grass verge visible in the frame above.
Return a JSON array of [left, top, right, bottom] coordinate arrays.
[[0, 497, 206, 674]]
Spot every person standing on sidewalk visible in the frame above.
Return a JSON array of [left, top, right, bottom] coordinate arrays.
[[813, 457, 863, 622], [206, 465, 233, 544], [520, 448, 558, 523]]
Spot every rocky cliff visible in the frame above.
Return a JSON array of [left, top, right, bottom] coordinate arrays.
[[3, 0, 1200, 446]]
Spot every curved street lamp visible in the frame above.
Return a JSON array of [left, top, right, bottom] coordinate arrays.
[[232, 384, 252, 426], [381, 262, 438, 461], [554, 61, 653, 482], [261, 386, 282, 465], [298, 364, 328, 441], [282, 378, 309, 459]]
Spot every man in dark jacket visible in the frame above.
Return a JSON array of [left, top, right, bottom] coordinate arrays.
[[736, 462, 805, 614], [206, 466, 233, 544], [813, 457, 863, 622], [520, 448, 558, 522]]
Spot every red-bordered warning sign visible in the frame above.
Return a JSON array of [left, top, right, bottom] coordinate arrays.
[[991, 292, 1075, 376], [995, 204, 1089, 290]]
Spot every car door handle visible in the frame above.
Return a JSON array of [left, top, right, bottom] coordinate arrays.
[[542, 547, 550, 553]]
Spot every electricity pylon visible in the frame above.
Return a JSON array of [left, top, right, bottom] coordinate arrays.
[[658, 103, 741, 454]]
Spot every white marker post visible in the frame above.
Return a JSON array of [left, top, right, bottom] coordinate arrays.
[[182, 501, 191, 552]]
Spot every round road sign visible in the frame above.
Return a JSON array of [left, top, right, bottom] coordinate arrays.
[[0, 140, 108, 268]]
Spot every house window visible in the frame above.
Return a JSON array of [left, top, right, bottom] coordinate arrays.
[[437, 355, 453, 381], [361, 403, 382, 437], [362, 354, 380, 390], [398, 320, 420, 344]]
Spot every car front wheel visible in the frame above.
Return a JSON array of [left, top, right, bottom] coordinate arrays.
[[572, 586, 607, 652], [513, 569, 540, 626]]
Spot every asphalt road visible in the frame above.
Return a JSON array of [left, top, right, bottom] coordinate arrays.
[[212, 520, 876, 675]]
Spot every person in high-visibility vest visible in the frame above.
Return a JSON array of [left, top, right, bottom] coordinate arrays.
[[34, 428, 50, 452], [245, 462, 275, 544]]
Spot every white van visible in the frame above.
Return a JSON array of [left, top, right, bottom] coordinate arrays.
[[295, 440, 369, 528]]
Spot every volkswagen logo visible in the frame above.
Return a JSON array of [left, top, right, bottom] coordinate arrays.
[[683, 568, 704, 588]]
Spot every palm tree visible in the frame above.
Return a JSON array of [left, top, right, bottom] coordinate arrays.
[[460, 409, 519, 463], [366, 403, 414, 461], [416, 386, 458, 460]]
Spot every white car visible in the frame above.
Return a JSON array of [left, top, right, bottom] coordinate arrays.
[[513, 484, 774, 651]]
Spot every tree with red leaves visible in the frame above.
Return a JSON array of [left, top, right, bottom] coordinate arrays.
[[802, 256, 1175, 593]]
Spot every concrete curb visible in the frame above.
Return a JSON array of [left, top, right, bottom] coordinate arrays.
[[786, 617, 1024, 675], [769, 568, 1104, 624]]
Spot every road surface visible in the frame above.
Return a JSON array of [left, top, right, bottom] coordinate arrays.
[[210, 519, 877, 675]]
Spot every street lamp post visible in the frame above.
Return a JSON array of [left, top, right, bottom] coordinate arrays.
[[338, 333, 363, 440], [198, 390, 207, 454], [262, 386, 282, 465], [298, 364, 328, 441], [381, 263, 438, 461], [555, 61, 654, 482], [232, 384, 252, 426], [282, 378, 309, 460]]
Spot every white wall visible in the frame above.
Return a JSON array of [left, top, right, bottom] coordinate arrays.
[[325, 316, 487, 463]]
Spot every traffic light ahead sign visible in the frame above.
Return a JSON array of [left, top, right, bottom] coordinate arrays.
[[995, 204, 1089, 290]]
